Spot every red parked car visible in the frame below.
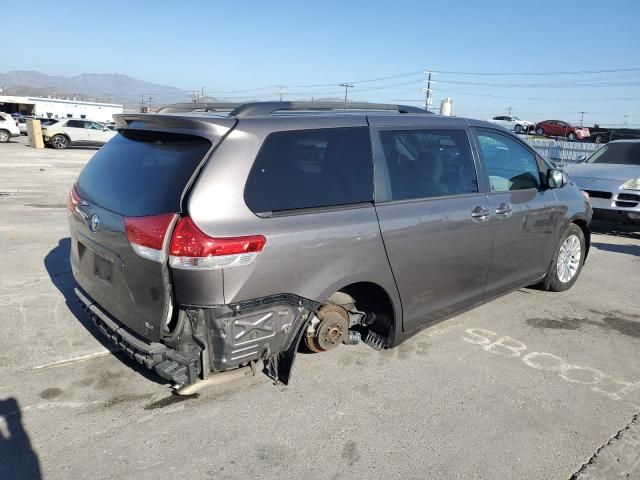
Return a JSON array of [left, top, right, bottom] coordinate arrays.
[[534, 120, 590, 141]]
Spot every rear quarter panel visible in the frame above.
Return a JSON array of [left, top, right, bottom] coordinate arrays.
[[185, 117, 402, 328]]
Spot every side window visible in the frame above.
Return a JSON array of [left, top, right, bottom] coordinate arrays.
[[377, 128, 478, 201], [474, 130, 541, 192], [89, 122, 103, 129], [67, 120, 83, 128], [244, 127, 373, 213]]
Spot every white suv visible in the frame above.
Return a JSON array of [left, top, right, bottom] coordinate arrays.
[[42, 119, 116, 149], [0, 112, 20, 143]]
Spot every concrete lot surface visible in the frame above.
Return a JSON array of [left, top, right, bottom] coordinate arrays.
[[0, 136, 639, 479]]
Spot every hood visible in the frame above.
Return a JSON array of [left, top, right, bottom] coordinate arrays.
[[564, 162, 640, 182]]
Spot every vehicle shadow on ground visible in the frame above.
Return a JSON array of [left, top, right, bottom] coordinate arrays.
[[592, 242, 640, 257], [43, 237, 165, 386], [590, 222, 640, 257], [0, 398, 42, 480]]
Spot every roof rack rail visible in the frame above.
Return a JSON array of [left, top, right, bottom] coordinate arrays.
[[156, 102, 240, 114], [228, 101, 427, 117]]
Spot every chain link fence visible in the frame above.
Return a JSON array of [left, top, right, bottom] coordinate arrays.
[[522, 137, 602, 165]]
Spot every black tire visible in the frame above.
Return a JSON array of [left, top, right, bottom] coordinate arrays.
[[545, 224, 586, 292], [51, 134, 69, 149], [514, 124, 522, 133], [535, 127, 544, 136], [594, 134, 605, 144], [0, 129, 10, 143], [567, 132, 577, 141]]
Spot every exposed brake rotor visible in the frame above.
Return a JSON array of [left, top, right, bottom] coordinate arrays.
[[305, 304, 349, 353]]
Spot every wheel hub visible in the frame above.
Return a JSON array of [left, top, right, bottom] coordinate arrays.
[[305, 305, 349, 353]]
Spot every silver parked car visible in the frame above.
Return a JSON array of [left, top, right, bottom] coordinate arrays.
[[564, 140, 640, 227], [67, 101, 592, 390]]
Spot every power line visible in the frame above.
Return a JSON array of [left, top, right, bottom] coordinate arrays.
[[430, 67, 640, 76], [201, 66, 640, 95]]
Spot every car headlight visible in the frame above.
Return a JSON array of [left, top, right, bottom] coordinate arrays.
[[621, 178, 640, 190]]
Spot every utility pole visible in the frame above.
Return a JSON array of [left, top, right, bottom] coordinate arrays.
[[623, 115, 629, 128], [579, 111, 586, 126], [423, 71, 433, 112], [148, 95, 152, 110], [506, 106, 513, 116], [339, 83, 354, 103], [201, 86, 205, 101], [140, 94, 145, 112], [276, 85, 286, 101]]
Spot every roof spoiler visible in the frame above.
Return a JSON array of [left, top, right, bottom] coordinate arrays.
[[228, 101, 427, 117]]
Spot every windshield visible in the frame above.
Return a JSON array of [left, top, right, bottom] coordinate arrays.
[[586, 143, 640, 165]]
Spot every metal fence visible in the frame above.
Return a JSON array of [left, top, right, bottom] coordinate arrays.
[[522, 137, 602, 165]]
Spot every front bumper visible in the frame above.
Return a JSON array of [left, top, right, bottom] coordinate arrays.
[[574, 177, 640, 214]]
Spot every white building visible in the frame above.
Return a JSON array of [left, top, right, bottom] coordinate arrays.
[[0, 95, 123, 123]]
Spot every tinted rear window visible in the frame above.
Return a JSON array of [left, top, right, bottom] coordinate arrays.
[[244, 127, 374, 213], [76, 130, 211, 216]]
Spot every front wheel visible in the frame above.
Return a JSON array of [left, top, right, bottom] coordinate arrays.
[[545, 224, 586, 292], [514, 124, 522, 133], [535, 127, 544, 135], [567, 132, 577, 141], [594, 134, 605, 144], [0, 129, 9, 143], [51, 134, 69, 149]]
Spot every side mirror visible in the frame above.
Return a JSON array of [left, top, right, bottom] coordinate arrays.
[[576, 154, 587, 163], [547, 168, 567, 189]]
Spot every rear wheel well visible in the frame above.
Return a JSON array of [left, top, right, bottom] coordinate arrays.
[[572, 219, 590, 259], [331, 282, 396, 339]]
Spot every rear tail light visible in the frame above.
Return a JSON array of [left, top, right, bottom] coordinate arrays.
[[169, 217, 266, 270], [67, 185, 80, 212], [124, 214, 176, 262]]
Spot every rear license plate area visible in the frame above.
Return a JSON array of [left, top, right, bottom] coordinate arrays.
[[94, 253, 113, 282]]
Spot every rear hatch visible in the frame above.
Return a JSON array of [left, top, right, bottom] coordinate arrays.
[[68, 118, 234, 341]]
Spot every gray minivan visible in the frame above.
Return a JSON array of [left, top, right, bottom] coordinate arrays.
[[68, 102, 592, 389]]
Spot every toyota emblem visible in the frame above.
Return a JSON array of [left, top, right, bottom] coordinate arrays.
[[89, 214, 100, 232]]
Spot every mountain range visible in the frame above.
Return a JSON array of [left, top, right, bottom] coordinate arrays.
[[0, 71, 190, 108], [0, 71, 346, 109]]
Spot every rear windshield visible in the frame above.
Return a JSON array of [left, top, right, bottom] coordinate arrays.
[[586, 142, 640, 165], [76, 130, 211, 216]]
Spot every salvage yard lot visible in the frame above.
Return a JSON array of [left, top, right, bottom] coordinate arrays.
[[1, 136, 639, 479]]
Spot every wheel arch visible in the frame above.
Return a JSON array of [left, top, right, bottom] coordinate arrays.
[[572, 218, 591, 260], [325, 281, 399, 343]]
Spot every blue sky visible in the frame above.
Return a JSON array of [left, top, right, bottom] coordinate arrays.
[[5, 0, 640, 126]]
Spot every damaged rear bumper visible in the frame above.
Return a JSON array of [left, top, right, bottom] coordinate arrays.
[[75, 288, 321, 387], [75, 287, 200, 386]]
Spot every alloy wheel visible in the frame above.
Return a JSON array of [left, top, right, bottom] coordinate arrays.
[[557, 234, 581, 283]]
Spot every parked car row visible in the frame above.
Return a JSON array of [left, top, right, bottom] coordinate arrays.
[[488, 115, 640, 144], [488, 115, 591, 141], [0, 115, 117, 148]]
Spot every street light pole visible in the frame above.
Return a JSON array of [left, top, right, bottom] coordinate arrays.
[[579, 111, 586, 127], [339, 83, 354, 103]]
